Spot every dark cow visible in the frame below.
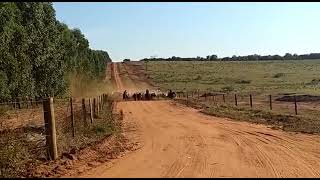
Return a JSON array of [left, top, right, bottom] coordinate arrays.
[[123, 90, 128, 100], [137, 93, 142, 101], [130, 90, 160, 101], [167, 89, 176, 99], [150, 93, 156, 100], [159, 93, 166, 98], [145, 89, 150, 100]]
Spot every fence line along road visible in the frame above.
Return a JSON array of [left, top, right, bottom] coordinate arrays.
[[175, 90, 313, 117], [0, 93, 112, 163]]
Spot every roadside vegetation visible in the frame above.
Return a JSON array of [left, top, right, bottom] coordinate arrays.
[[0, 2, 115, 178], [147, 60, 320, 96], [0, 2, 112, 102], [176, 98, 320, 134], [0, 97, 118, 178], [145, 60, 320, 134]]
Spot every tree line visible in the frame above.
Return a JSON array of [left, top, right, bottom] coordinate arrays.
[[140, 53, 320, 62], [0, 2, 111, 101]]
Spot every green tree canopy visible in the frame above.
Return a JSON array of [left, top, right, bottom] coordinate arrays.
[[0, 2, 112, 101]]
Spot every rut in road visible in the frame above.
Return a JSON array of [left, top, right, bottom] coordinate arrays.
[[78, 62, 320, 178]]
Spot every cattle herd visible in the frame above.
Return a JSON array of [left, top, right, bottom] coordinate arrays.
[[122, 89, 176, 101]]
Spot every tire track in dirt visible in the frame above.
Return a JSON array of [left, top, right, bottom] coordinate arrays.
[[112, 63, 124, 91], [77, 62, 320, 178]]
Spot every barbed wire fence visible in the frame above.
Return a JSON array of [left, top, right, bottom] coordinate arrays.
[[175, 89, 320, 119], [0, 93, 113, 177]]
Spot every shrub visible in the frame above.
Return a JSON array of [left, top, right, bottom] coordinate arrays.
[[221, 86, 234, 93], [194, 75, 201, 80], [306, 79, 320, 86], [273, 73, 285, 78], [236, 80, 251, 84]]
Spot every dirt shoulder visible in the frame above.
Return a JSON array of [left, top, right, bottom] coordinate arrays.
[[175, 97, 320, 135], [79, 99, 320, 178], [25, 63, 142, 178], [74, 62, 320, 178]]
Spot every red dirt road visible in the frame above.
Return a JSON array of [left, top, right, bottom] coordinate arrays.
[[78, 62, 320, 178]]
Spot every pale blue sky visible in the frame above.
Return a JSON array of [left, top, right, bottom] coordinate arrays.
[[53, 2, 320, 62]]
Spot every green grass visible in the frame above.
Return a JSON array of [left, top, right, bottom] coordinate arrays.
[[176, 98, 320, 134], [147, 60, 320, 96], [147, 60, 320, 133]]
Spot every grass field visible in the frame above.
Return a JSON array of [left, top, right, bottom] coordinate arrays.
[[147, 60, 320, 96], [145, 60, 320, 132]]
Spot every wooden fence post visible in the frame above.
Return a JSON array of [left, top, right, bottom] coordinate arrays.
[[82, 98, 86, 126], [96, 96, 98, 115], [294, 95, 298, 115], [101, 95, 103, 108], [43, 97, 58, 160], [89, 98, 93, 123], [269, 95, 272, 110], [12, 99, 16, 108], [17, 97, 21, 109], [235, 94, 238, 106], [12, 98, 15, 109], [102, 94, 105, 107], [98, 96, 100, 114], [101, 95, 103, 109], [25, 97, 28, 109], [28, 97, 31, 108], [198, 90, 200, 99], [97, 97, 100, 115], [98, 96, 100, 113], [93, 98, 97, 118], [32, 98, 36, 108], [250, 94, 253, 108], [100, 95, 102, 110], [70, 97, 75, 137], [100, 95, 102, 109], [223, 94, 225, 103]]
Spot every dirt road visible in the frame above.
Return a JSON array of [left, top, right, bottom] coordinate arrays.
[[79, 62, 320, 178], [111, 62, 125, 91]]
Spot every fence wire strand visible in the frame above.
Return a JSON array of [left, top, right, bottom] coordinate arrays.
[[0, 94, 113, 178]]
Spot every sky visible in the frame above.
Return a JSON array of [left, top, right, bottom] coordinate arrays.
[[53, 2, 320, 62]]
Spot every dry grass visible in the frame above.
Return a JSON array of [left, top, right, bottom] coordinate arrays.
[[147, 60, 320, 95], [0, 96, 117, 178], [0, 126, 47, 178], [54, 97, 116, 157], [146, 60, 320, 131], [175, 97, 320, 134]]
